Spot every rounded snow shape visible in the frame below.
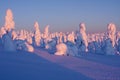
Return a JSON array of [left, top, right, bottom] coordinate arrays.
[[55, 43, 67, 56]]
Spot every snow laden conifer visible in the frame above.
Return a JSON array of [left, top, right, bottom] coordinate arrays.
[[107, 23, 116, 47], [67, 31, 75, 43], [79, 23, 88, 52], [4, 9, 15, 32], [104, 39, 115, 55], [44, 25, 49, 39], [34, 21, 41, 46], [2, 9, 16, 51]]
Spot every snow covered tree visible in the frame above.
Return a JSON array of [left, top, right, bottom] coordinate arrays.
[[79, 23, 88, 52], [107, 23, 116, 47], [66, 41, 78, 56], [1, 9, 16, 51], [57, 32, 63, 44], [44, 25, 49, 39], [117, 39, 120, 53], [34, 21, 41, 46], [15, 40, 34, 52], [104, 38, 115, 55], [2, 31, 16, 51], [4, 9, 15, 32], [75, 31, 86, 54], [67, 31, 75, 43]]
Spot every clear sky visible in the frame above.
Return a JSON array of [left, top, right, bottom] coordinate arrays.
[[0, 0, 120, 33]]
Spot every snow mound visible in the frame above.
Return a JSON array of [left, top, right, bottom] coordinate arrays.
[[55, 43, 67, 56]]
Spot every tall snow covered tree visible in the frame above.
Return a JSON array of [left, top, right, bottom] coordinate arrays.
[[34, 21, 41, 46], [4, 9, 15, 32], [1, 9, 16, 51], [79, 23, 88, 52], [44, 25, 49, 39], [107, 23, 116, 47]]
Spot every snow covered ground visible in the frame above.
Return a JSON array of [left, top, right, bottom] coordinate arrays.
[[0, 48, 120, 80], [0, 50, 91, 80], [35, 49, 120, 80]]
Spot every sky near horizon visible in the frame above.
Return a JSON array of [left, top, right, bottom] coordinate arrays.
[[0, 0, 120, 33]]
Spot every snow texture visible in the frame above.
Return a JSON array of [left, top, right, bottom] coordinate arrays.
[[0, 50, 90, 80], [35, 49, 120, 80]]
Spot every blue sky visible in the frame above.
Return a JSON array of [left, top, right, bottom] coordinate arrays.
[[0, 0, 120, 33]]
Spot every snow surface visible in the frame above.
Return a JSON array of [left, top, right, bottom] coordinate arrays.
[[0, 50, 91, 80], [0, 42, 120, 80], [35, 49, 120, 80]]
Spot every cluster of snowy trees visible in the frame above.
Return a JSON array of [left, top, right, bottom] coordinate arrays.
[[0, 9, 34, 52], [0, 9, 120, 56]]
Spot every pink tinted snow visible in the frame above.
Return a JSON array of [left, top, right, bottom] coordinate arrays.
[[35, 49, 120, 80]]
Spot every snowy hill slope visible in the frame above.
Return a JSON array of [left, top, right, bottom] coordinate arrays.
[[35, 49, 120, 80], [0, 51, 91, 80]]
